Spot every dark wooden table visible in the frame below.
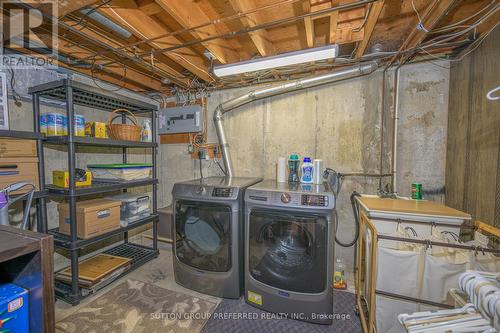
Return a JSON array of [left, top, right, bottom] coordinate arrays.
[[0, 225, 54, 332]]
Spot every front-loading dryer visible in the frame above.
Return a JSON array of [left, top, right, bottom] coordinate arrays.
[[244, 180, 336, 324], [172, 176, 262, 298]]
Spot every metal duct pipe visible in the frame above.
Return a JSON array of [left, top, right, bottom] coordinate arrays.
[[214, 61, 379, 178], [80, 8, 132, 39]]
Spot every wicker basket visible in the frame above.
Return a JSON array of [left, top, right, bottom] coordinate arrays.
[[107, 109, 142, 141]]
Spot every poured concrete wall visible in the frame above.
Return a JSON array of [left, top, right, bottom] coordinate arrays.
[[4, 60, 449, 272], [159, 61, 450, 271]]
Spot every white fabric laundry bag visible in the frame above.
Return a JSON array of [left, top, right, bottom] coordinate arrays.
[[467, 231, 500, 272], [375, 294, 419, 333], [420, 227, 470, 304], [374, 225, 426, 333]]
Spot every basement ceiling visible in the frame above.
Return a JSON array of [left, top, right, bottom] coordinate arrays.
[[5, 0, 499, 93]]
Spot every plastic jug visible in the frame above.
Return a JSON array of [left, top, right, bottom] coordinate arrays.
[[300, 157, 314, 183]]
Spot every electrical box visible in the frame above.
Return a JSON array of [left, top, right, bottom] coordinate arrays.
[[158, 105, 202, 134]]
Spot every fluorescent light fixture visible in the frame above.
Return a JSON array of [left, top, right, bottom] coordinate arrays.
[[213, 44, 338, 77]]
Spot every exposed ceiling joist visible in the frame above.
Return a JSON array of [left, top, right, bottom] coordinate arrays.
[[55, 0, 100, 17], [355, 1, 385, 58], [228, 0, 275, 57], [56, 39, 166, 92], [329, 1, 339, 44], [391, 0, 459, 64], [303, 1, 315, 47], [99, 5, 214, 82], [154, 0, 241, 64], [60, 17, 190, 87], [137, 0, 164, 16]]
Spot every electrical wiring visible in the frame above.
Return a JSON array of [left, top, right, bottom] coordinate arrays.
[[7, 66, 22, 106], [411, 0, 429, 32], [68, 0, 113, 32], [352, 3, 372, 32], [89, 55, 129, 92], [421, 4, 499, 49], [431, 0, 497, 34]]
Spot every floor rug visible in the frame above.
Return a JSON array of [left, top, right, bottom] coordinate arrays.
[[56, 279, 218, 333], [202, 290, 362, 333]]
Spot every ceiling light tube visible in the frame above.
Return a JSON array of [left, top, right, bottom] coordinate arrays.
[[213, 44, 339, 77]]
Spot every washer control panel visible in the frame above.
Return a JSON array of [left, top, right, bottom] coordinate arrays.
[[246, 188, 334, 209], [301, 194, 329, 207]]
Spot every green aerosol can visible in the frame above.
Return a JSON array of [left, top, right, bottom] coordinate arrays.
[[411, 182, 422, 200]]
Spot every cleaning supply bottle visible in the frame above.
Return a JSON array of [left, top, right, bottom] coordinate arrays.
[[288, 153, 300, 183], [300, 157, 314, 183], [333, 258, 347, 289], [142, 119, 152, 142]]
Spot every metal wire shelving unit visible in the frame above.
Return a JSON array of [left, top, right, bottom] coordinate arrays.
[[29, 79, 159, 305]]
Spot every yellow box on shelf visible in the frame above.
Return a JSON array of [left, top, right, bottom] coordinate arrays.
[[85, 121, 107, 138], [52, 170, 92, 188]]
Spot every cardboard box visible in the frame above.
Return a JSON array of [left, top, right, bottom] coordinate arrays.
[[58, 199, 121, 239], [85, 121, 107, 138], [0, 157, 39, 194], [52, 170, 92, 188], [0, 283, 29, 333], [0, 138, 37, 158]]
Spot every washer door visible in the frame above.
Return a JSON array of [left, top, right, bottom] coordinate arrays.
[[175, 200, 232, 272], [248, 209, 328, 293]]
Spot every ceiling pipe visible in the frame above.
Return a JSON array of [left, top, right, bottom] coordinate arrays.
[[80, 8, 132, 39], [214, 61, 379, 178]]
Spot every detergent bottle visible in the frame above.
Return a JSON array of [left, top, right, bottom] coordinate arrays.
[[300, 157, 314, 184]]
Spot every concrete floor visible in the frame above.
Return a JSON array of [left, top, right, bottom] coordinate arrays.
[[55, 236, 222, 324]]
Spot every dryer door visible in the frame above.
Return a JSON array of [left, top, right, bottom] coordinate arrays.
[[175, 200, 232, 272], [248, 209, 328, 293]]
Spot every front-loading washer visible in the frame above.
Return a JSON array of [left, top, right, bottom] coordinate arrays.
[[244, 180, 336, 324], [172, 176, 262, 298]]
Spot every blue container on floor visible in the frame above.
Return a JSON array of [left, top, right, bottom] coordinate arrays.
[[0, 283, 29, 333]]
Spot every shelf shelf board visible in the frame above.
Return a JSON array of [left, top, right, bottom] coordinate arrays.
[[46, 179, 158, 197], [28, 79, 157, 114], [10, 190, 48, 200], [49, 214, 158, 250], [54, 242, 159, 305], [0, 130, 43, 140], [44, 136, 157, 148]]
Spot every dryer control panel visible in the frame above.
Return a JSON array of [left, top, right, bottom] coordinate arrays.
[[212, 187, 234, 197]]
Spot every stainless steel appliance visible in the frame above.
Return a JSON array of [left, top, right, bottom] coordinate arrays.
[[172, 176, 262, 298], [244, 180, 336, 324]]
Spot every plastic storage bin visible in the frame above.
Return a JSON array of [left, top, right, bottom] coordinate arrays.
[[88, 163, 152, 181], [106, 193, 151, 226]]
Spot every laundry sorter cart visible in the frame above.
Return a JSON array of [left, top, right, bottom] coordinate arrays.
[[354, 196, 500, 333], [397, 223, 500, 333]]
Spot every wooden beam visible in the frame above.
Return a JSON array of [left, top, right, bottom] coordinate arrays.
[[303, 1, 315, 48], [354, 1, 384, 58], [329, 1, 339, 44], [136, 0, 163, 16], [47, 33, 168, 91], [56, 0, 100, 17], [154, 0, 241, 64], [100, 6, 214, 82], [61, 17, 190, 86], [10, 40, 146, 92], [390, 0, 459, 64], [228, 0, 275, 57]]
